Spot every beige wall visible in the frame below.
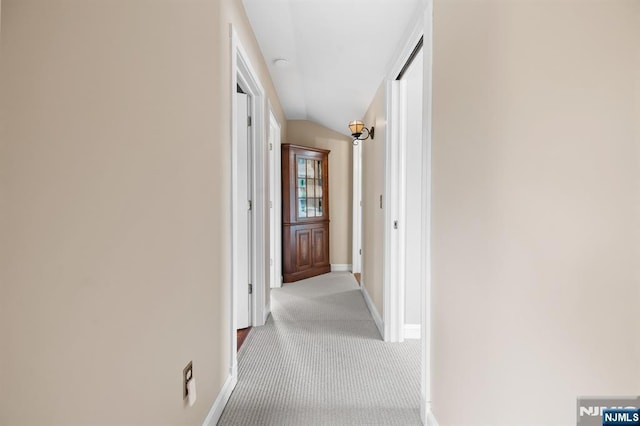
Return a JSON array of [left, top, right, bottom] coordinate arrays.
[[361, 86, 386, 315], [431, 1, 640, 424], [286, 120, 352, 265], [0, 0, 284, 424]]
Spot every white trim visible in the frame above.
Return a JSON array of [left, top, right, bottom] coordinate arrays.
[[229, 24, 268, 378], [268, 108, 283, 289], [381, 0, 424, 347], [378, 3, 433, 421], [360, 284, 384, 339], [235, 26, 267, 328], [268, 109, 276, 290], [330, 264, 352, 272], [397, 80, 408, 327], [202, 372, 237, 426], [352, 143, 363, 274], [229, 24, 240, 380], [421, 2, 434, 424], [383, 80, 406, 343], [397, 78, 408, 344], [380, 2, 433, 422], [426, 410, 439, 426], [384, 2, 426, 80], [264, 302, 271, 323], [404, 324, 421, 340]]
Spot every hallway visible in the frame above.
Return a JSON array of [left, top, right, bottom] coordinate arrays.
[[219, 272, 421, 425]]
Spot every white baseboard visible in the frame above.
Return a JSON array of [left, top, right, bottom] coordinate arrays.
[[202, 369, 237, 426], [264, 303, 271, 323], [331, 264, 352, 272], [404, 324, 421, 340], [270, 275, 283, 288], [421, 399, 439, 426], [360, 285, 384, 338]]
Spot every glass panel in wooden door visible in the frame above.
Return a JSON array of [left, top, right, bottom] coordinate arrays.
[[306, 159, 316, 178], [297, 175, 306, 218], [294, 154, 326, 220]]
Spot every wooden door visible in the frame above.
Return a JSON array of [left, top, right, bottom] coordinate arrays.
[[311, 226, 329, 267], [294, 227, 313, 271]]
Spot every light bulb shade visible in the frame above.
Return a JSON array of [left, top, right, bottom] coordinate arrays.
[[349, 120, 364, 136]]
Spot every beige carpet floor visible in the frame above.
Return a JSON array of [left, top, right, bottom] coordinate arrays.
[[218, 272, 421, 425]]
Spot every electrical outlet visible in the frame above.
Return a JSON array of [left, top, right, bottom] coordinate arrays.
[[183, 361, 193, 399]]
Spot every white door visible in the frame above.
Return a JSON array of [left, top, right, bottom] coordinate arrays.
[[268, 120, 276, 288], [236, 92, 252, 330], [268, 113, 282, 289]]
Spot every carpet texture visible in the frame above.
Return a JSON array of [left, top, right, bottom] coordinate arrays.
[[218, 272, 421, 425]]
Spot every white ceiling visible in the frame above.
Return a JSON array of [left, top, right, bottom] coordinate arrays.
[[243, 0, 422, 136]]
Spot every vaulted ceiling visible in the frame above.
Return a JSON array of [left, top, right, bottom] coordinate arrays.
[[243, 0, 423, 136]]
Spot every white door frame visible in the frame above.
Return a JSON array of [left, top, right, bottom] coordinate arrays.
[[380, 0, 424, 345], [383, 79, 407, 343], [421, 3, 434, 423], [268, 107, 282, 289], [352, 143, 363, 274], [230, 24, 267, 380], [381, 1, 433, 424], [235, 91, 252, 330]]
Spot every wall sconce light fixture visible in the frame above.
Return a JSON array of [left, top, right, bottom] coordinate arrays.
[[349, 120, 374, 146]]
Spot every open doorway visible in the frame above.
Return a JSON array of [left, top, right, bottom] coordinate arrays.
[[381, 35, 425, 344], [229, 24, 268, 377], [235, 85, 253, 336], [398, 41, 424, 340], [235, 85, 253, 352], [377, 4, 434, 423]]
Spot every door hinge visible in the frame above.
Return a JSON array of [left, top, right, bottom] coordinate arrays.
[[269, 200, 273, 208], [269, 143, 273, 151], [394, 220, 399, 229], [359, 248, 362, 255], [248, 284, 253, 294], [247, 116, 252, 127], [248, 200, 252, 211]]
